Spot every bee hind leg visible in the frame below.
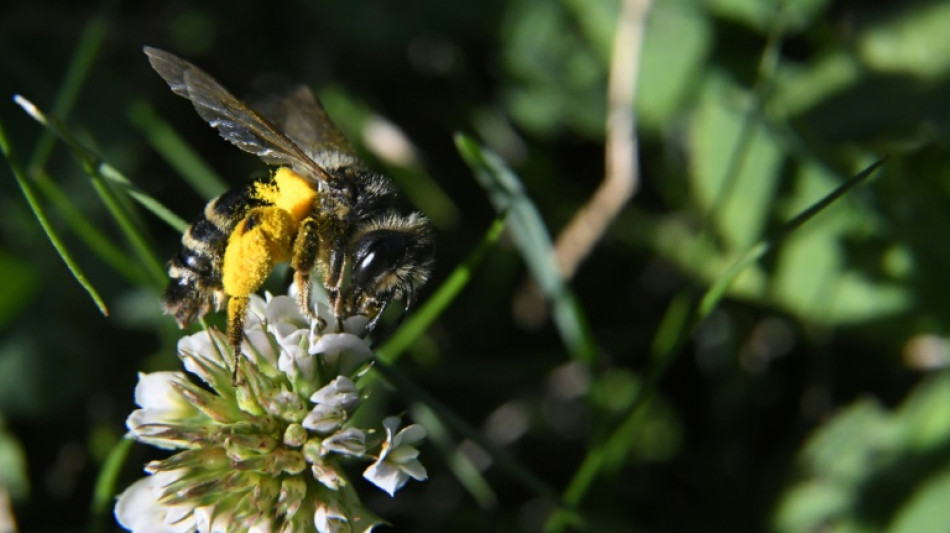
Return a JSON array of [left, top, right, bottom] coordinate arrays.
[[227, 295, 248, 383], [221, 206, 294, 384]]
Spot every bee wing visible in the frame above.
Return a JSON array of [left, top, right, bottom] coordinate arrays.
[[144, 47, 333, 183], [253, 84, 362, 170]]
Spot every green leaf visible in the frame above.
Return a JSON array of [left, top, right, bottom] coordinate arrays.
[[704, 0, 829, 32], [857, 2, 950, 80], [895, 369, 950, 451], [636, 0, 712, 132], [32, 167, 149, 284], [561, 0, 621, 62], [890, 468, 950, 533], [775, 373, 950, 533], [97, 163, 189, 233], [500, 0, 607, 138], [771, 51, 862, 117], [773, 399, 891, 532]]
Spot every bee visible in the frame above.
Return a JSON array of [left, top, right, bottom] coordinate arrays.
[[145, 47, 434, 374]]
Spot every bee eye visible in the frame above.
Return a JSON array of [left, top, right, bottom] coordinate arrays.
[[353, 233, 403, 287]]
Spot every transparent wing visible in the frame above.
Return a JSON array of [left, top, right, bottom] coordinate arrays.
[[253, 83, 361, 169], [144, 47, 333, 183]]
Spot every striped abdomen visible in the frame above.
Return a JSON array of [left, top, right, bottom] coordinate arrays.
[[162, 176, 273, 327]]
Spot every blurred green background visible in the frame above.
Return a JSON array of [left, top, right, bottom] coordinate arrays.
[[4, 0, 950, 531]]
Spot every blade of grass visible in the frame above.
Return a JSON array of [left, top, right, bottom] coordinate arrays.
[[545, 290, 695, 533], [454, 134, 596, 365], [0, 113, 108, 315], [98, 163, 189, 233], [377, 216, 507, 362], [87, 178, 166, 286], [32, 167, 148, 284], [90, 436, 132, 530], [128, 100, 228, 200], [28, 0, 116, 170], [16, 95, 167, 287]]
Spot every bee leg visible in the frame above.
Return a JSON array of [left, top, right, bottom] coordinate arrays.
[[222, 206, 294, 384], [385, 291, 415, 332], [348, 287, 374, 333], [404, 290, 415, 313], [293, 268, 327, 330], [365, 298, 390, 333], [291, 216, 325, 327], [227, 295, 249, 383], [322, 239, 347, 330], [364, 291, 413, 339], [347, 286, 364, 316]]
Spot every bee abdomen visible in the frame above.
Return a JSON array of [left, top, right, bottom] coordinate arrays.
[[162, 202, 235, 327], [162, 177, 280, 328]]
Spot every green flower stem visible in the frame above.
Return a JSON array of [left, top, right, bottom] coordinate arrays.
[[88, 174, 167, 287], [545, 291, 695, 532]]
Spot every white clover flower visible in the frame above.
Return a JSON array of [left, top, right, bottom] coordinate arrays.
[[304, 377, 361, 435], [116, 289, 426, 533], [115, 470, 196, 533], [363, 417, 429, 497]]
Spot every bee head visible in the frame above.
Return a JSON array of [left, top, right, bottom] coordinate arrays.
[[347, 212, 434, 327]]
